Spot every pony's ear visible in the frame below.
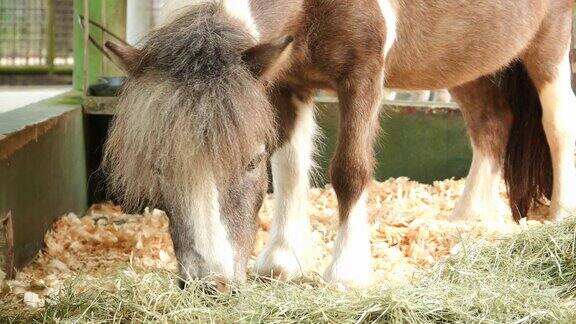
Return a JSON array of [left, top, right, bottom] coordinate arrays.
[[104, 41, 143, 76], [242, 35, 294, 79]]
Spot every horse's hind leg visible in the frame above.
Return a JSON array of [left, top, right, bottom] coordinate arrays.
[[448, 77, 512, 222], [523, 7, 576, 220], [255, 85, 316, 280]]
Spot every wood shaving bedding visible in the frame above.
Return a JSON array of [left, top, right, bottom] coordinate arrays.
[[0, 177, 547, 307]]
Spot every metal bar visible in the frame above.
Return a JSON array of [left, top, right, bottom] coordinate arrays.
[[76, 12, 133, 64], [73, 0, 84, 90], [46, 0, 56, 73], [83, 0, 89, 95], [77, 14, 129, 46]]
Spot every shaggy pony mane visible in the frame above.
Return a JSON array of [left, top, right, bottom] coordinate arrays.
[[103, 2, 276, 211]]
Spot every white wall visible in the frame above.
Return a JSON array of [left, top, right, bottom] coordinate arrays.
[[126, 0, 154, 45]]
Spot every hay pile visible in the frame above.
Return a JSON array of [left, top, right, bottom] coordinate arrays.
[[1, 177, 572, 323]]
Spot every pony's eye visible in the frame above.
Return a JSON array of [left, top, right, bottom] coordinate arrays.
[[246, 153, 265, 172]]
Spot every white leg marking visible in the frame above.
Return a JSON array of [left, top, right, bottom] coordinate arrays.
[[539, 47, 576, 220], [450, 144, 509, 223], [377, 0, 397, 57], [324, 191, 372, 288], [159, 0, 260, 39], [255, 96, 316, 279]]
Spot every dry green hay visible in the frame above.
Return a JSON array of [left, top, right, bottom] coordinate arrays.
[[0, 178, 574, 323]]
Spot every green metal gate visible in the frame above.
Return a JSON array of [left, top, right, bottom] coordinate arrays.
[[0, 0, 74, 73]]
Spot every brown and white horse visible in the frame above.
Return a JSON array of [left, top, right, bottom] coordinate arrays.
[[103, 0, 576, 288]]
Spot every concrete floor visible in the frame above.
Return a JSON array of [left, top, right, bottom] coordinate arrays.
[[0, 86, 71, 114]]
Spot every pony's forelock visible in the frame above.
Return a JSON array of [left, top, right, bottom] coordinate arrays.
[[103, 3, 276, 211]]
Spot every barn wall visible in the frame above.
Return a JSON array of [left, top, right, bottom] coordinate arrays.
[[83, 98, 473, 191], [0, 92, 87, 273], [314, 102, 472, 186]]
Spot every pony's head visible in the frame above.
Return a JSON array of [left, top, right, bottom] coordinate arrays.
[[103, 2, 292, 286]]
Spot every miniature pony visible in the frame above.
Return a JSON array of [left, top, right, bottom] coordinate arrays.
[[104, 0, 576, 287]]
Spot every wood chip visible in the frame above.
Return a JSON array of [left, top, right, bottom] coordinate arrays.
[[4, 177, 548, 306], [23, 291, 43, 308]]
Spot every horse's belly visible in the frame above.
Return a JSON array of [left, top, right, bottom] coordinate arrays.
[[383, 0, 548, 90], [383, 51, 509, 90]]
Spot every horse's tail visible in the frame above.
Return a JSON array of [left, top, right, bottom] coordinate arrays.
[[500, 61, 552, 221]]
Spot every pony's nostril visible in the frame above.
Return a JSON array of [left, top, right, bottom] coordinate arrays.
[[197, 280, 230, 296], [178, 278, 187, 290]]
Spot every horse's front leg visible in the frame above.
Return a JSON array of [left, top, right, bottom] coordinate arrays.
[[255, 86, 316, 280], [324, 70, 384, 288]]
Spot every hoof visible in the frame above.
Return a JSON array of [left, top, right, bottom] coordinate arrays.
[[254, 245, 306, 281], [449, 202, 510, 223], [178, 278, 187, 290], [548, 204, 576, 222], [323, 259, 372, 289]]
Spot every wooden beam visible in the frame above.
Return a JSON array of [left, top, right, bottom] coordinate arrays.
[[83, 95, 459, 116]]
